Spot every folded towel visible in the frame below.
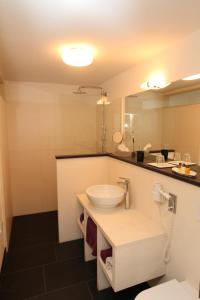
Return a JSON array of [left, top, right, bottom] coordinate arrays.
[[100, 248, 112, 263], [106, 257, 112, 271], [118, 142, 130, 152], [86, 217, 97, 256], [80, 213, 84, 224]]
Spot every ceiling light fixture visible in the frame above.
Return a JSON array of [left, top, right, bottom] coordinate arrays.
[[61, 45, 94, 67], [182, 74, 200, 81]]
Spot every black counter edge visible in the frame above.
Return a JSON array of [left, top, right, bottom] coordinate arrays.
[[55, 153, 109, 159]]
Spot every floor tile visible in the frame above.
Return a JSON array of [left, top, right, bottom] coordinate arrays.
[[87, 279, 149, 300], [27, 282, 92, 300], [45, 257, 96, 291], [0, 289, 22, 300], [4, 243, 56, 273], [55, 239, 84, 261], [0, 267, 44, 299], [10, 212, 58, 249]]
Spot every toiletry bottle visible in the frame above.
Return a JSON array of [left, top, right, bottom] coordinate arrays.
[[178, 162, 182, 170], [185, 165, 190, 175]]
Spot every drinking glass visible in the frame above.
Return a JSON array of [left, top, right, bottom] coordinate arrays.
[[174, 152, 181, 162], [156, 154, 165, 165], [184, 153, 191, 165], [160, 155, 165, 165]]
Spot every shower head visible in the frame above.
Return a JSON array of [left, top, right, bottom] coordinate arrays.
[[73, 85, 103, 95]]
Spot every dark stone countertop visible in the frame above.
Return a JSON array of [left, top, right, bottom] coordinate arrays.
[[55, 152, 200, 188], [55, 153, 108, 159]]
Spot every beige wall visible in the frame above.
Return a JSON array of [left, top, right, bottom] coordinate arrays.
[[0, 84, 12, 251], [102, 29, 200, 97], [5, 81, 100, 216]]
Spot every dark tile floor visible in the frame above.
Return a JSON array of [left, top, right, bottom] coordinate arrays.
[[0, 211, 149, 299]]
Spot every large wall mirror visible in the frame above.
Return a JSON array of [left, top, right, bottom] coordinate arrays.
[[124, 79, 200, 164]]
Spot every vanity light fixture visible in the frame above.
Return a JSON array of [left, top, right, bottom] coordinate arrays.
[[182, 73, 200, 81], [61, 45, 94, 67], [140, 73, 170, 90], [140, 80, 170, 90]]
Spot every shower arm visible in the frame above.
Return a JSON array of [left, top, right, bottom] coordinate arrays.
[[77, 85, 106, 96]]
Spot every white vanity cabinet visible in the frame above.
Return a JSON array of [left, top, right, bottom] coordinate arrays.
[[77, 194, 166, 292]]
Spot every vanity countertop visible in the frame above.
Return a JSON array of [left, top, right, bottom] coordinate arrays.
[[77, 193, 164, 248], [109, 153, 200, 188], [56, 153, 200, 188]]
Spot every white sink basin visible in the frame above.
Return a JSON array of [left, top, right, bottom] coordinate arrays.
[[86, 184, 125, 208]]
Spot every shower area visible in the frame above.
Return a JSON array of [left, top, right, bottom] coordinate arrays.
[[72, 85, 110, 154], [5, 81, 122, 215]]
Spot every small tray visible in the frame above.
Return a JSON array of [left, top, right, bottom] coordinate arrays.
[[170, 161, 196, 166], [172, 167, 197, 178], [148, 162, 174, 169]]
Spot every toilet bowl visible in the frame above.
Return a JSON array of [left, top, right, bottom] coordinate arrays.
[[135, 279, 198, 300]]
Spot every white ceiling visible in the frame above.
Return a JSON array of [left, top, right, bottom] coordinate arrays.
[[0, 0, 200, 85]]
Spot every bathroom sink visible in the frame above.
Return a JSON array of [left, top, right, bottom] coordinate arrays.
[[86, 184, 125, 208]]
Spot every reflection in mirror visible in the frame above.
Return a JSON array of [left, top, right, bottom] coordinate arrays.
[[96, 97, 122, 153], [125, 78, 200, 164]]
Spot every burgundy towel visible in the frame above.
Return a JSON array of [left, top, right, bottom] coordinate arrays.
[[86, 217, 97, 256], [100, 248, 112, 263], [80, 213, 84, 223]]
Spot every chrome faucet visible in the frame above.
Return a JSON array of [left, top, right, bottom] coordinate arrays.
[[117, 177, 130, 209]]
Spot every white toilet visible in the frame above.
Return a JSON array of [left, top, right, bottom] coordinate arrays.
[[135, 279, 198, 300]]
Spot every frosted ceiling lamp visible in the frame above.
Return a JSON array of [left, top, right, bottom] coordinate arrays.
[[61, 46, 94, 67], [182, 74, 200, 81]]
